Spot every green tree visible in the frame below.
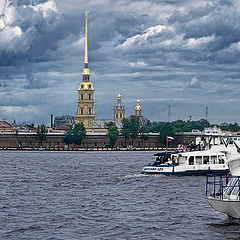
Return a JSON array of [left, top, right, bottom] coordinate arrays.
[[172, 119, 186, 132], [139, 126, 149, 147], [121, 118, 131, 147], [121, 116, 140, 146], [64, 123, 86, 146], [63, 130, 74, 146], [218, 122, 240, 132], [158, 122, 175, 146], [107, 124, 119, 147], [129, 115, 140, 145], [36, 124, 48, 147], [72, 123, 86, 145]]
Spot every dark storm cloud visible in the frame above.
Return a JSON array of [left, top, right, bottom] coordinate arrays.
[[0, 0, 239, 123]]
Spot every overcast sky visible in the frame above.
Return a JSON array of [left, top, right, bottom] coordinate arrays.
[[0, 0, 240, 125]]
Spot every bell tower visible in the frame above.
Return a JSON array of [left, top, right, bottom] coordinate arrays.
[[75, 11, 95, 130], [114, 93, 125, 122], [135, 99, 142, 117]]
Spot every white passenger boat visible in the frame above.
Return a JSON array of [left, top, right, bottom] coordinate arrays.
[[206, 150, 240, 219], [141, 145, 232, 175]]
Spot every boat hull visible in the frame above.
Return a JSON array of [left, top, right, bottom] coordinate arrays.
[[141, 165, 229, 175], [229, 156, 240, 176], [206, 197, 240, 219]]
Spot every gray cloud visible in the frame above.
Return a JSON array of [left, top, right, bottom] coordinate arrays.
[[0, 0, 239, 124]]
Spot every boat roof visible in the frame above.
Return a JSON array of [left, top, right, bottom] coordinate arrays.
[[154, 151, 178, 156], [179, 150, 224, 157]]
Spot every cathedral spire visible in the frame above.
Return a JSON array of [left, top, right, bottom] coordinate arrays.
[[83, 11, 90, 76], [76, 11, 95, 130]]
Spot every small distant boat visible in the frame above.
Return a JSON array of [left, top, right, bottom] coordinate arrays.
[[206, 150, 240, 219], [141, 146, 231, 175]]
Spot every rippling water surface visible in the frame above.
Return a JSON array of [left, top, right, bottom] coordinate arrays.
[[0, 151, 239, 240]]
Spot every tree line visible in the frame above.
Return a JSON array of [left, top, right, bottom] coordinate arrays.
[[34, 119, 240, 148]]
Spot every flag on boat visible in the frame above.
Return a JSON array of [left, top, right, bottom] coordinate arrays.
[[167, 136, 174, 142]]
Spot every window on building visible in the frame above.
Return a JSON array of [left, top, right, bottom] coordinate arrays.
[[81, 108, 84, 114], [95, 142, 97, 147], [89, 108, 91, 115], [89, 94, 91, 100], [81, 84, 84, 89], [81, 94, 84, 100], [120, 113, 122, 118], [88, 84, 91, 89], [116, 113, 118, 118]]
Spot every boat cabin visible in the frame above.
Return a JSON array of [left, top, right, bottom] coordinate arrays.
[[177, 152, 226, 166], [153, 151, 178, 165]]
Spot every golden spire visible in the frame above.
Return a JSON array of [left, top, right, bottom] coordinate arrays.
[[83, 11, 90, 76], [118, 93, 121, 99]]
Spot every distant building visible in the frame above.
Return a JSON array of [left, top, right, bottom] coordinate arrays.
[[75, 11, 95, 131], [74, 13, 149, 133], [91, 120, 122, 133], [134, 99, 149, 126], [113, 94, 125, 122], [54, 115, 74, 129], [0, 120, 14, 132], [11, 121, 35, 132]]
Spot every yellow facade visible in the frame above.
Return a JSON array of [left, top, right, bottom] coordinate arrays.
[[75, 12, 95, 131], [114, 94, 125, 122]]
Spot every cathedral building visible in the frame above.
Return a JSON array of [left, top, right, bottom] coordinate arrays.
[[75, 12, 148, 133], [75, 11, 95, 131]]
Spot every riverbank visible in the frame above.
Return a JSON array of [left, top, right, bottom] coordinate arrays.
[[0, 146, 176, 151]]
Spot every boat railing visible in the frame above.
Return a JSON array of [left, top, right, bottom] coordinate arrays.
[[206, 175, 240, 200]]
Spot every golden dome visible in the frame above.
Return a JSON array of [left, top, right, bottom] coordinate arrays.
[[135, 99, 141, 110], [117, 93, 121, 99], [83, 68, 90, 75], [79, 81, 94, 90]]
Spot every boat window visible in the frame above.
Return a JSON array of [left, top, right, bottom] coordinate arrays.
[[196, 156, 202, 165], [218, 155, 224, 164], [211, 155, 217, 164], [154, 155, 169, 165], [178, 155, 187, 164], [203, 156, 209, 164], [232, 186, 239, 196], [189, 156, 194, 165]]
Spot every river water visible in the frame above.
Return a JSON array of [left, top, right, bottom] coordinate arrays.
[[0, 151, 239, 240]]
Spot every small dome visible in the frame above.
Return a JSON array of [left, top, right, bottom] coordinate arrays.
[[79, 81, 94, 90], [83, 68, 90, 75], [135, 99, 141, 110]]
